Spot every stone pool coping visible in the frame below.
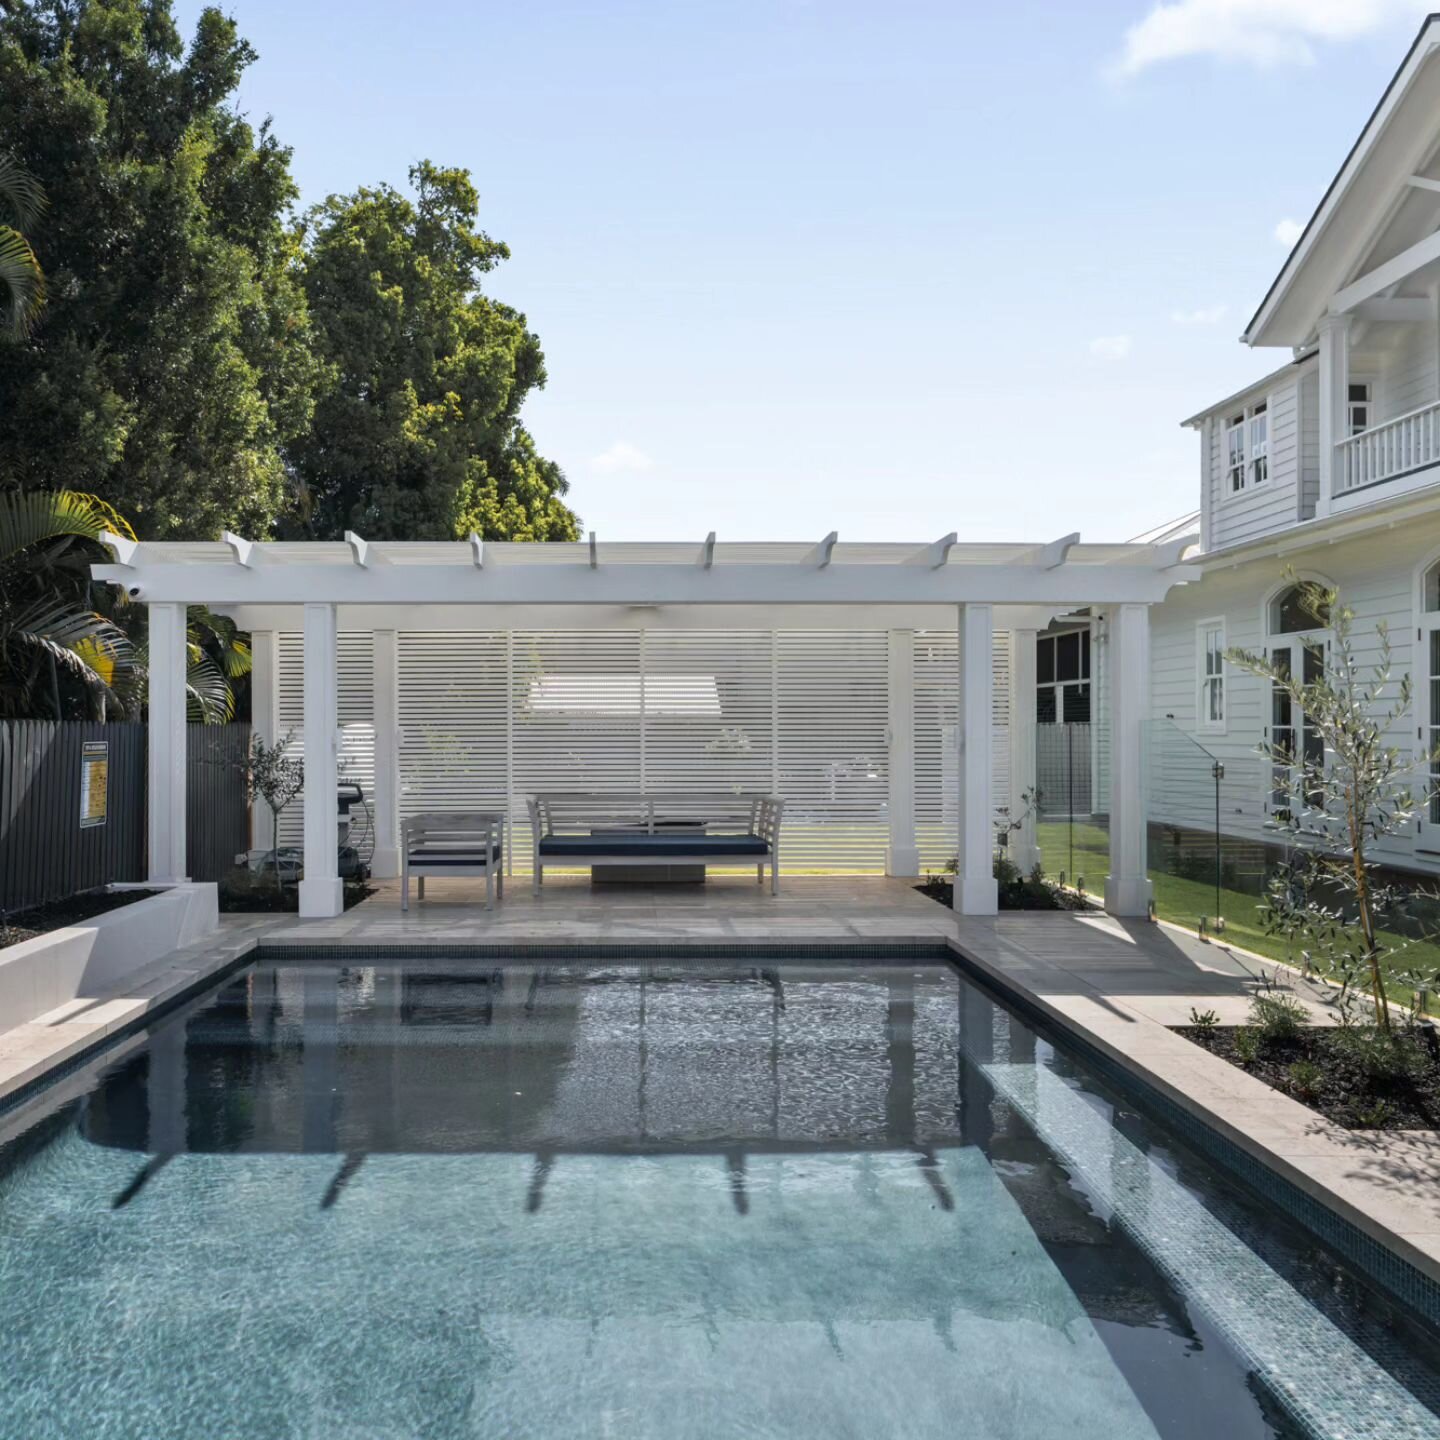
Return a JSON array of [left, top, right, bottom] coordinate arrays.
[[1, 899, 1437, 1329]]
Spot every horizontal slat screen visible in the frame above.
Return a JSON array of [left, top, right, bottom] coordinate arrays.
[[275, 632, 375, 849], [274, 627, 1013, 875]]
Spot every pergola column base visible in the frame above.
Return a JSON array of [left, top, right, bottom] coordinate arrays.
[[1104, 875, 1153, 918], [885, 845, 921, 878], [953, 875, 998, 916], [299, 876, 344, 918]]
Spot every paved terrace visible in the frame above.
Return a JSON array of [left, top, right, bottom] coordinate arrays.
[[3, 877, 1440, 1293]]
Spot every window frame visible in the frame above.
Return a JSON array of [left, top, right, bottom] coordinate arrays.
[[1262, 578, 1331, 823], [1347, 380, 1372, 438], [1196, 617, 1226, 734], [1220, 394, 1272, 497]]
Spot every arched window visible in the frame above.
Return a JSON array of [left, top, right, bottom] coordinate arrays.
[[1423, 560, 1440, 613], [1270, 582, 1330, 635]]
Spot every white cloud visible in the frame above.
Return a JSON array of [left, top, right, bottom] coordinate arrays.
[[1273, 216, 1305, 248], [1111, 0, 1426, 77], [1089, 334, 1133, 361], [591, 441, 655, 474], [1170, 303, 1229, 325]]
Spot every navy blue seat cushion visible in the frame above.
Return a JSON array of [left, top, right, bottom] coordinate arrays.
[[408, 845, 501, 865], [538, 834, 768, 858]]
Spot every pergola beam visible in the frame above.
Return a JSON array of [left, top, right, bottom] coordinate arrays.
[[1407, 174, 1440, 195], [344, 531, 369, 568], [589, 531, 598, 569], [221, 531, 254, 568], [807, 531, 839, 568], [93, 558, 1197, 607], [907, 532, 956, 568], [700, 532, 716, 569], [1030, 532, 1079, 569], [1151, 532, 1199, 569], [100, 531, 138, 567], [469, 532, 485, 568]]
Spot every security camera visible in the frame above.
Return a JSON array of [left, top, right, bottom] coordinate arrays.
[[127, 585, 142, 599]]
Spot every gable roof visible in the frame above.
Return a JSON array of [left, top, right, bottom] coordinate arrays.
[[1244, 15, 1440, 348]]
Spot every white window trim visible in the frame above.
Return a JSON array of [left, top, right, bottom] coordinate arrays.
[[1196, 617, 1226, 734], [1218, 393, 1273, 502], [1261, 576, 1333, 821]]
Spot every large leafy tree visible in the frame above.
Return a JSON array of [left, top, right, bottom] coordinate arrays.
[[0, 0, 319, 538], [290, 162, 579, 541]]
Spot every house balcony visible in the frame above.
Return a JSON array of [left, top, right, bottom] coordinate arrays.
[[1334, 396, 1440, 500]]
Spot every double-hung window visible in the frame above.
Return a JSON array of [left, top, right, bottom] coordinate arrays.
[[1226, 414, 1246, 492], [1223, 398, 1270, 494], [1248, 403, 1268, 486], [1198, 620, 1225, 731]]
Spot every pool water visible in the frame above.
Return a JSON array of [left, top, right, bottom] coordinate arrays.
[[0, 957, 1437, 1439]]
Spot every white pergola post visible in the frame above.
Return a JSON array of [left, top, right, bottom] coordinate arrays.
[[1316, 311, 1351, 517], [954, 604, 998, 915], [1103, 602, 1152, 918], [249, 629, 278, 855], [885, 629, 919, 877], [146, 601, 188, 883], [299, 602, 343, 918], [1007, 627, 1039, 873], [371, 628, 401, 878]]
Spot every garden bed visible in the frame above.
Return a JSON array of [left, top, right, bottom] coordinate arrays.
[[217, 872, 374, 914], [1, 889, 164, 951], [915, 870, 1091, 911], [1177, 1019, 1440, 1131]]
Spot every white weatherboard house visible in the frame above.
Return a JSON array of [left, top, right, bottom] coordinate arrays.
[[1146, 16, 1440, 879]]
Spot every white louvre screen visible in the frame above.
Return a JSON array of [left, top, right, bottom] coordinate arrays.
[[776, 632, 889, 871], [273, 625, 1015, 875], [913, 630, 1010, 872], [274, 631, 375, 848]]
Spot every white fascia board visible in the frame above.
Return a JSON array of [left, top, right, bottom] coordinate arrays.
[[91, 559, 1197, 607]]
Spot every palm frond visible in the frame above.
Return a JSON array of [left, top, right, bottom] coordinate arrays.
[[185, 651, 235, 723], [4, 598, 131, 712], [0, 153, 46, 232], [0, 223, 44, 339], [0, 489, 126, 562]]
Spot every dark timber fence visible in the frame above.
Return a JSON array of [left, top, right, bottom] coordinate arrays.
[[0, 720, 251, 915]]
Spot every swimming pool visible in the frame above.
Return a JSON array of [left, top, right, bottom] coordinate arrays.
[[0, 955, 1437, 1439]]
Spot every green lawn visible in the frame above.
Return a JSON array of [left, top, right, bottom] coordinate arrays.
[[1036, 819, 1440, 1013]]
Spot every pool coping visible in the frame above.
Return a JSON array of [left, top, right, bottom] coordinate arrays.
[[2, 922, 1438, 1334]]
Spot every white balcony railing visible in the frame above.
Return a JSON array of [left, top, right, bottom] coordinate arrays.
[[1336, 398, 1440, 494]]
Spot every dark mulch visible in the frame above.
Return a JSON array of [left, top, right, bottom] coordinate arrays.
[[0, 889, 165, 951], [1177, 1023, 1440, 1130], [915, 876, 1092, 912], [217, 879, 375, 914]]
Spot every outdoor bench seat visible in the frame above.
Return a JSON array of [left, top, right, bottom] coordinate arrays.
[[527, 793, 784, 895], [401, 812, 505, 911], [537, 835, 769, 858]]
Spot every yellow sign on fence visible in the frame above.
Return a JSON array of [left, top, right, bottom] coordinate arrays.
[[79, 740, 108, 829]]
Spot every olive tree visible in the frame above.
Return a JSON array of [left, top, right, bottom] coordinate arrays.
[[1227, 577, 1438, 1028]]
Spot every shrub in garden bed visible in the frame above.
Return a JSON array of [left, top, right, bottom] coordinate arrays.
[[916, 854, 1090, 912], [1177, 995, 1440, 1131]]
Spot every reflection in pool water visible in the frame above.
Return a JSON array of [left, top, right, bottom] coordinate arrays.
[[0, 959, 1437, 1439]]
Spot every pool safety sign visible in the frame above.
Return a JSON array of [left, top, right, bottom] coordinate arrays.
[[79, 740, 109, 828]]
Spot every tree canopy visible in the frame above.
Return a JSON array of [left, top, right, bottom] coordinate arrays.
[[289, 162, 578, 541], [0, 2, 576, 546], [0, 0, 319, 538]]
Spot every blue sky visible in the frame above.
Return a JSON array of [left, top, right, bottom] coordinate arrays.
[[185, 0, 1434, 541]]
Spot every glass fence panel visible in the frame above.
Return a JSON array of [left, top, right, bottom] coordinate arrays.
[[1034, 722, 1108, 899]]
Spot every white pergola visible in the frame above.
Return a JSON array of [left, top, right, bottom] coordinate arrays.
[[94, 532, 1197, 919]]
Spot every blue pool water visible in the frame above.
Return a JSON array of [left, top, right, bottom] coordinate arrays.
[[0, 957, 1437, 1439]]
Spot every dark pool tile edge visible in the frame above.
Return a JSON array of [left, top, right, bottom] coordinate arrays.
[[255, 940, 958, 961], [943, 936, 1440, 1333]]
